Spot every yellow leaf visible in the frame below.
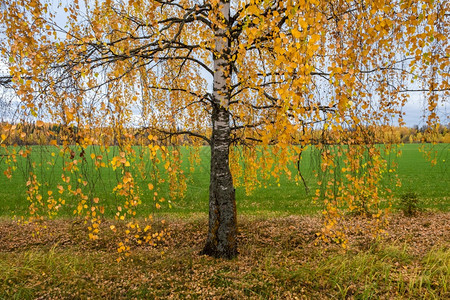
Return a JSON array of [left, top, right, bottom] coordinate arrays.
[[292, 28, 302, 39], [310, 34, 320, 43]]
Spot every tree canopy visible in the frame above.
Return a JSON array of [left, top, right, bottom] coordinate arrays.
[[0, 0, 448, 258]]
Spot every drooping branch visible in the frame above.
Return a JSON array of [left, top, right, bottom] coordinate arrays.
[[155, 128, 211, 144], [0, 76, 12, 87]]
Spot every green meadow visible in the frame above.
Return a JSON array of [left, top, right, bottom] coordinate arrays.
[[0, 143, 448, 218]]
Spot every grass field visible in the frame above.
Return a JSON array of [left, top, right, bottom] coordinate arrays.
[[0, 143, 448, 217]]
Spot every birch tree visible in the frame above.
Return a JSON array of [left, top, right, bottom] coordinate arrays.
[[1, 0, 448, 258]]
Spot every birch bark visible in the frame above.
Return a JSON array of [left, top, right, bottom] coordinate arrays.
[[200, 0, 237, 259]]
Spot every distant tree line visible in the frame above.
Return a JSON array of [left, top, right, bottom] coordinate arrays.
[[2, 121, 449, 147]]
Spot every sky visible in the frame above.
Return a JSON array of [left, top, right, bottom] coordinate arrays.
[[402, 94, 448, 127], [1, 57, 447, 128], [0, 60, 8, 75]]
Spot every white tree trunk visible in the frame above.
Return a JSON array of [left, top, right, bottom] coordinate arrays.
[[200, 0, 238, 259]]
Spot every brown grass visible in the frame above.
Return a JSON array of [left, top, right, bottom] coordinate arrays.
[[0, 212, 449, 299]]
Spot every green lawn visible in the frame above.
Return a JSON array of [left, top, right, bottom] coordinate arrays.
[[393, 144, 449, 211], [0, 143, 448, 217]]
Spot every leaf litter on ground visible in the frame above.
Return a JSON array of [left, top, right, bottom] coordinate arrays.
[[0, 212, 448, 299]]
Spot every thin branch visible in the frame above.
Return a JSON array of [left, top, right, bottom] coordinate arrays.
[[156, 128, 211, 144]]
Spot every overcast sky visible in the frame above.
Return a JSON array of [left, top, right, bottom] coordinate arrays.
[[2, 57, 448, 127]]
